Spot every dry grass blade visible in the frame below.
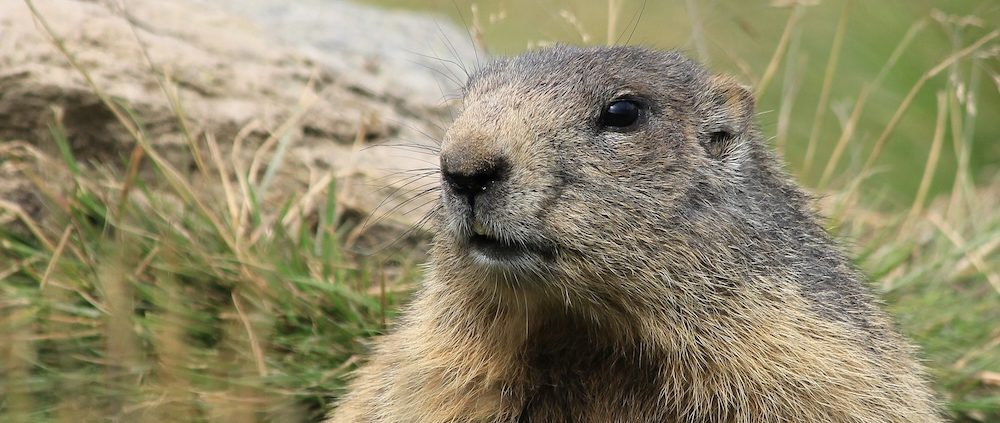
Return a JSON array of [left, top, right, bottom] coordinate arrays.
[[133, 132, 237, 251], [905, 91, 948, 226], [232, 292, 268, 378], [684, 0, 708, 63], [817, 19, 927, 188], [858, 30, 997, 177], [946, 57, 982, 222], [38, 225, 73, 290], [254, 78, 320, 198], [801, 0, 848, 175], [115, 144, 145, 222], [834, 28, 996, 203], [755, 5, 805, 98], [100, 249, 140, 417], [0, 199, 55, 251], [1, 307, 36, 423], [280, 172, 334, 229], [817, 85, 870, 189], [23, 1, 143, 143], [206, 133, 240, 226], [230, 119, 262, 239], [953, 331, 1000, 371], [775, 44, 805, 156], [927, 213, 1000, 295], [559, 10, 591, 44], [118, 1, 207, 175], [979, 371, 1000, 387], [0, 257, 42, 282], [607, 0, 624, 46], [23, 0, 237, 253]]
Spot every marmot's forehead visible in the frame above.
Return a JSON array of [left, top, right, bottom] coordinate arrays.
[[465, 45, 706, 99]]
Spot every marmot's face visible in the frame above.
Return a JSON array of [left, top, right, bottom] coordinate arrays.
[[434, 47, 697, 283], [435, 47, 751, 290]]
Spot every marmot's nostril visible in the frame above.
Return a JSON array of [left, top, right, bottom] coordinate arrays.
[[441, 158, 509, 200]]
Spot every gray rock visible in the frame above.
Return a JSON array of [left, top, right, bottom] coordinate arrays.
[[0, 0, 476, 246]]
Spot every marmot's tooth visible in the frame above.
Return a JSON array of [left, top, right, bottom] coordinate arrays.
[[472, 220, 487, 236]]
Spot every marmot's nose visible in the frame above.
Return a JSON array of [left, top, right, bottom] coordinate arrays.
[[441, 157, 509, 201]]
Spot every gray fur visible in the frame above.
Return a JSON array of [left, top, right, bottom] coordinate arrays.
[[329, 46, 940, 423]]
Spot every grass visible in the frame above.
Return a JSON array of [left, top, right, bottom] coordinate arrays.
[[372, 0, 1000, 205], [1, 0, 998, 422], [1, 132, 420, 422]]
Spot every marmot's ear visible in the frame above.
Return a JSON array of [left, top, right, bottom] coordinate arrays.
[[700, 75, 755, 159]]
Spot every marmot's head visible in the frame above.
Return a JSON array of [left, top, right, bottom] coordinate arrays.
[[434, 46, 757, 299]]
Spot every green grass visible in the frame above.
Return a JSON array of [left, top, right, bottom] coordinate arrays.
[[1, 132, 419, 421], [1, 126, 430, 420], [368, 0, 1000, 205], [1, 1, 998, 422]]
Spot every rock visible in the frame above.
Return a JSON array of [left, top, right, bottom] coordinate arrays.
[[0, 0, 476, 246]]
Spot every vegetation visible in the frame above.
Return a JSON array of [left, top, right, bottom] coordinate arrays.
[[1, 0, 997, 421]]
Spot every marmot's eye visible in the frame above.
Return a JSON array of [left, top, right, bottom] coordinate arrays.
[[599, 100, 643, 130]]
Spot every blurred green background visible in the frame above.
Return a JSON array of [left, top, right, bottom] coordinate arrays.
[[366, 0, 998, 207]]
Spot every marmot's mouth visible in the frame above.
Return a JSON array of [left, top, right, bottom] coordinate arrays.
[[469, 234, 530, 260], [467, 233, 552, 262]]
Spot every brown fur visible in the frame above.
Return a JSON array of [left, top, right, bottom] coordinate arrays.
[[328, 46, 940, 422]]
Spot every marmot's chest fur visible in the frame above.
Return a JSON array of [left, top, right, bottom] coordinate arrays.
[[328, 45, 940, 423]]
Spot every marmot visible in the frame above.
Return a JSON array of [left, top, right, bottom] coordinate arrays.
[[329, 46, 940, 422]]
